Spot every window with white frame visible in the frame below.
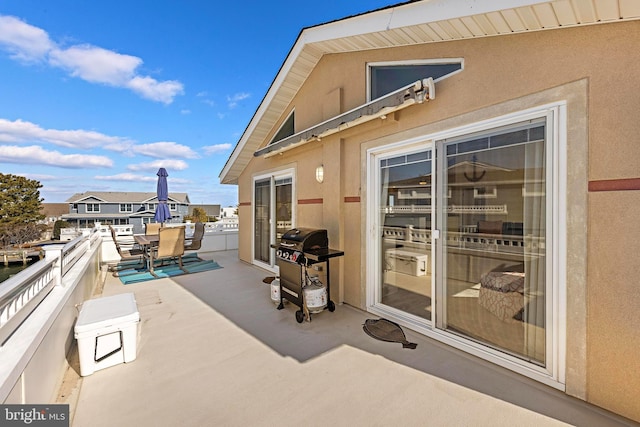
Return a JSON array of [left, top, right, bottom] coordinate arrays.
[[86, 203, 100, 212], [119, 203, 133, 212]]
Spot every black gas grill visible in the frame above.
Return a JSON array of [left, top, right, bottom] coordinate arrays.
[[272, 228, 344, 323], [276, 228, 328, 263]]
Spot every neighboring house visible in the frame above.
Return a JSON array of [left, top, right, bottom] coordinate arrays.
[[62, 192, 190, 234], [220, 207, 237, 219], [220, 0, 640, 422], [189, 204, 221, 219], [40, 203, 69, 225]]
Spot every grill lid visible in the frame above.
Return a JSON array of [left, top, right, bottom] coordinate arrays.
[[280, 228, 328, 251]]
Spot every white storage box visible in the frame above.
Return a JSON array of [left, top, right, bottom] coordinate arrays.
[[386, 249, 428, 276], [74, 293, 140, 376]]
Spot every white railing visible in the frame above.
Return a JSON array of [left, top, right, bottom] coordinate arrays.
[[0, 227, 102, 404], [0, 258, 57, 345], [0, 222, 237, 345], [158, 222, 239, 252], [0, 229, 100, 346], [0, 220, 238, 404]]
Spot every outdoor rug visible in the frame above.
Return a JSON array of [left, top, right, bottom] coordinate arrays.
[[116, 254, 222, 285], [363, 318, 418, 349]]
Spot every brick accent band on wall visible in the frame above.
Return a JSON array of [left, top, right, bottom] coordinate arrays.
[[588, 178, 640, 192], [298, 198, 323, 204], [344, 196, 360, 203], [239, 202, 251, 206]]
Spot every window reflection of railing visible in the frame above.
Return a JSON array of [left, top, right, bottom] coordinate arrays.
[[382, 226, 431, 244], [446, 232, 545, 254], [382, 206, 431, 214], [446, 205, 508, 215], [381, 205, 508, 215], [381, 225, 545, 255]]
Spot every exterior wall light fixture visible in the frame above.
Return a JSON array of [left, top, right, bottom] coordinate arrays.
[[315, 165, 324, 183]]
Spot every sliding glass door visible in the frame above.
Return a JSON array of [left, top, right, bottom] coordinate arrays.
[[253, 171, 294, 269], [437, 119, 547, 365], [373, 147, 433, 322], [368, 109, 561, 380]]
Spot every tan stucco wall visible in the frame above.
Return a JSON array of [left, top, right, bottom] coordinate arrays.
[[235, 21, 640, 422], [588, 191, 640, 420]]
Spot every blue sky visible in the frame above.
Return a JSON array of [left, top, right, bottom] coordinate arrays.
[[0, 1, 396, 207]]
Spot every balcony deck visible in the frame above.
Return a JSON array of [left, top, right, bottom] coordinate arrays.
[[61, 250, 633, 427]]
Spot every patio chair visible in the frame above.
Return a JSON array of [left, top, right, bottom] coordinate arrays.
[[109, 226, 146, 275], [145, 222, 162, 235], [107, 225, 137, 250], [184, 222, 205, 252], [149, 226, 187, 276]]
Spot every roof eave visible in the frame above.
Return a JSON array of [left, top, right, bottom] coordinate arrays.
[[219, 0, 640, 184]]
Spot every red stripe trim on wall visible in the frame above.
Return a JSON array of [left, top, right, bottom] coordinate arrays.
[[239, 202, 251, 206], [588, 178, 640, 192], [344, 196, 360, 203], [298, 198, 323, 205]]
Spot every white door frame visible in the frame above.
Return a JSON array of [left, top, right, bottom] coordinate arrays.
[[252, 168, 296, 272], [365, 103, 567, 390]]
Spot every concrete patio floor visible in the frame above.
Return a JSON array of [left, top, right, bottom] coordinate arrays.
[[60, 250, 637, 427]]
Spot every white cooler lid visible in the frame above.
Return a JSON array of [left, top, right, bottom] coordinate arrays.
[[75, 293, 139, 334]]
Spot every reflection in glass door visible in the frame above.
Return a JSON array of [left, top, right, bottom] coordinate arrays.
[[254, 178, 271, 263], [437, 120, 547, 365], [253, 174, 293, 268], [378, 149, 432, 321], [275, 177, 293, 241]]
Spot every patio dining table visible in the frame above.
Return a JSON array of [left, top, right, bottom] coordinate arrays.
[[134, 234, 159, 271]]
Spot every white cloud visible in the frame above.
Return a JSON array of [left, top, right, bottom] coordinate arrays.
[[227, 92, 250, 109], [49, 44, 141, 85], [101, 140, 136, 156], [126, 159, 189, 172], [17, 173, 61, 181], [94, 173, 156, 182], [0, 118, 131, 149], [93, 173, 191, 186], [132, 141, 200, 159], [0, 145, 113, 168], [0, 15, 184, 104], [96, 173, 191, 185], [126, 75, 184, 104], [202, 143, 232, 155], [180, 109, 191, 115], [165, 177, 190, 185], [0, 15, 53, 61]]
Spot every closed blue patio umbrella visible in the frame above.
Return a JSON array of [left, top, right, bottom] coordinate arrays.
[[154, 168, 172, 224]]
